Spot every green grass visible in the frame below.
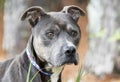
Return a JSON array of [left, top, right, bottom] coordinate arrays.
[[26, 62, 40, 82], [76, 66, 87, 82], [26, 62, 51, 82], [26, 62, 32, 82], [30, 71, 39, 82]]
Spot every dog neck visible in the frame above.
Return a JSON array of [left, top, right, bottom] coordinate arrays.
[[26, 36, 63, 82]]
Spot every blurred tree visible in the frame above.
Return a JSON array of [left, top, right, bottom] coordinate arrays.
[[84, 0, 120, 77], [0, 0, 4, 10], [3, 0, 63, 57]]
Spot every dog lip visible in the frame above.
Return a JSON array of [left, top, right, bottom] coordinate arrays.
[[50, 55, 78, 67], [62, 59, 78, 65], [66, 56, 78, 65], [74, 60, 78, 65], [66, 61, 78, 65], [53, 60, 78, 67]]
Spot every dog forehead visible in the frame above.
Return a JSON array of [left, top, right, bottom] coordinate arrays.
[[34, 12, 80, 34], [47, 12, 79, 29], [48, 12, 72, 23]]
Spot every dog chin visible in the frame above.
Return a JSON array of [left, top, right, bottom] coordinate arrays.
[[65, 60, 78, 65], [52, 60, 78, 67], [64, 57, 79, 65]]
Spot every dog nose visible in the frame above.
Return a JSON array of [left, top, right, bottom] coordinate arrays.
[[65, 47, 76, 56]]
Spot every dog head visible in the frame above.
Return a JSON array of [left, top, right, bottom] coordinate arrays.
[[21, 5, 85, 67]]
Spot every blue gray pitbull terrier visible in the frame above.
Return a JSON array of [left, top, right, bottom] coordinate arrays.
[[0, 5, 85, 82]]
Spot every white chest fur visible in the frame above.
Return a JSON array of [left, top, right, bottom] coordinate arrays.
[[51, 66, 64, 82]]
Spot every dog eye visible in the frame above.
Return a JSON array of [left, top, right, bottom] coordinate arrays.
[[70, 31, 78, 37], [46, 32, 55, 39]]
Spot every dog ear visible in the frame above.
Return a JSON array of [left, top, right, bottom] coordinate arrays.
[[21, 6, 47, 27], [62, 5, 85, 22]]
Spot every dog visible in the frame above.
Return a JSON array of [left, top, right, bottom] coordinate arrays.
[[0, 5, 85, 82]]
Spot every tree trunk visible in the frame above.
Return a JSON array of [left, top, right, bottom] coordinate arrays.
[[84, 0, 120, 78]]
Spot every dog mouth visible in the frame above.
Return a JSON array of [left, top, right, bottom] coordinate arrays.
[[65, 57, 78, 65], [74, 60, 78, 65], [53, 57, 78, 67], [49, 52, 79, 67], [55, 61, 78, 67], [65, 54, 79, 65]]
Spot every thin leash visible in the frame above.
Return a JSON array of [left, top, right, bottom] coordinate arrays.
[[26, 48, 52, 77]]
